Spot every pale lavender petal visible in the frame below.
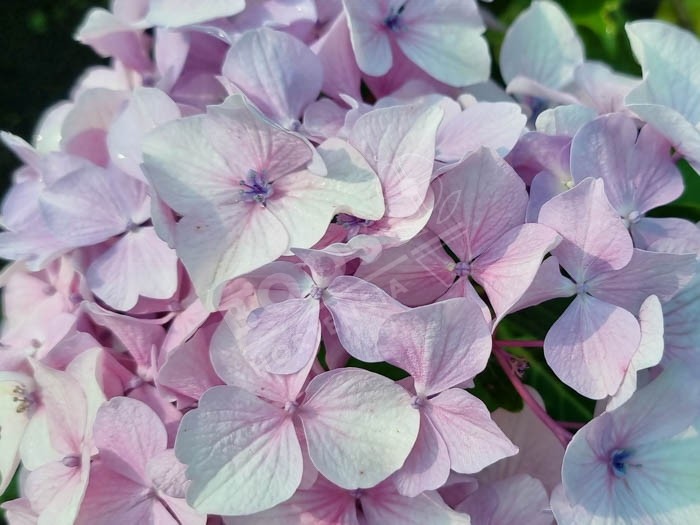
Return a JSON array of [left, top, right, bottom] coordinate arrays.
[[93, 397, 167, 485], [429, 147, 528, 261], [392, 412, 451, 497], [353, 229, 454, 307], [428, 388, 518, 474], [472, 223, 561, 324], [361, 486, 470, 525], [342, 0, 392, 77], [376, 298, 491, 395], [588, 249, 695, 314], [544, 294, 640, 399], [324, 276, 408, 362], [87, 227, 179, 311], [350, 103, 442, 218], [245, 297, 321, 374], [539, 178, 633, 282], [223, 28, 323, 127]]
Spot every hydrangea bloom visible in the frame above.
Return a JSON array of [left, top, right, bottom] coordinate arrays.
[[0, 2, 699, 524]]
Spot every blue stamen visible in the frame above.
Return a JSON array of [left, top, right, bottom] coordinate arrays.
[[384, 2, 406, 32], [240, 169, 273, 205], [610, 448, 634, 478]]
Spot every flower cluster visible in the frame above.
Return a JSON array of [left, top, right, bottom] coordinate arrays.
[[1, 1, 699, 524]]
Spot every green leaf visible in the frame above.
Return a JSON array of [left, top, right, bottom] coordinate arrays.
[[469, 356, 524, 412]]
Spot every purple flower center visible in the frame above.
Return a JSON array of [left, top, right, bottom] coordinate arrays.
[[609, 448, 634, 478], [454, 261, 470, 277], [309, 285, 324, 300], [383, 2, 406, 32], [240, 169, 273, 205]]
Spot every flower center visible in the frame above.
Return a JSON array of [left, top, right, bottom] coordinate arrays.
[[609, 448, 637, 478], [453, 261, 470, 277], [309, 285, 324, 300], [62, 454, 81, 468], [383, 3, 406, 32], [240, 169, 273, 205]]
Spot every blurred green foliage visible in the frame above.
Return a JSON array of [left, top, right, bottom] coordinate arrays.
[[0, 0, 699, 521]]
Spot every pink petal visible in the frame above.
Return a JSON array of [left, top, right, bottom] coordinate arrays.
[[300, 369, 420, 489], [210, 311, 310, 405], [245, 297, 321, 374], [93, 397, 167, 485], [312, 13, 362, 102], [429, 148, 528, 262], [588, 249, 695, 314], [223, 28, 323, 126], [353, 229, 454, 307], [427, 388, 518, 474], [87, 226, 179, 311], [392, 412, 451, 497], [39, 165, 149, 248], [147, 449, 189, 499], [157, 323, 224, 405], [361, 483, 470, 525], [324, 276, 408, 362], [544, 294, 640, 399], [376, 298, 491, 396], [350, 103, 442, 218], [510, 256, 576, 312], [539, 178, 633, 282], [175, 386, 302, 515], [25, 457, 89, 525], [471, 223, 561, 324], [107, 87, 181, 182], [74, 462, 151, 525]]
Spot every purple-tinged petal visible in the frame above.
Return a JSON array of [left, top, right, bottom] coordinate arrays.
[[472, 223, 561, 325], [353, 229, 454, 307], [312, 13, 362, 102], [428, 388, 518, 474], [87, 226, 179, 311], [147, 449, 189, 499], [39, 165, 149, 248], [632, 217, 700, 252], [570, 114, 682, 217], [324, 276, 408, 362], [93, 397, 167, 486], [535, 104, 596, 136], [245, 297, 321, 374], [539, 178, 633, 282], [210, 311, 311, 404], [107, 87, 181, 182], [350, 103, 442, 218], [175, 385, 302, 515], [25, 455, 89, 525], [457, 474, 552, 525], [392, 412, 451, 497], [223, 28, 323, 127], [436, 102, 526, 164], [361, 484, 470, 525], [300, 368, 419, 489], [544, 294, 640, 399], [376, 298, 491, 396], [429, 147, 528, 262], [588, 249, 695, 314]]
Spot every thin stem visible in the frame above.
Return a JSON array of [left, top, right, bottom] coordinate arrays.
[[493, 345, 573, 448], [493, 339, 544, 348], [558, 420, 586, 430]]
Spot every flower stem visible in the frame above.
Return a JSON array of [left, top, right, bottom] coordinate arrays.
[[493, 339, 544, 348], [493, 345, 573, 448]]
